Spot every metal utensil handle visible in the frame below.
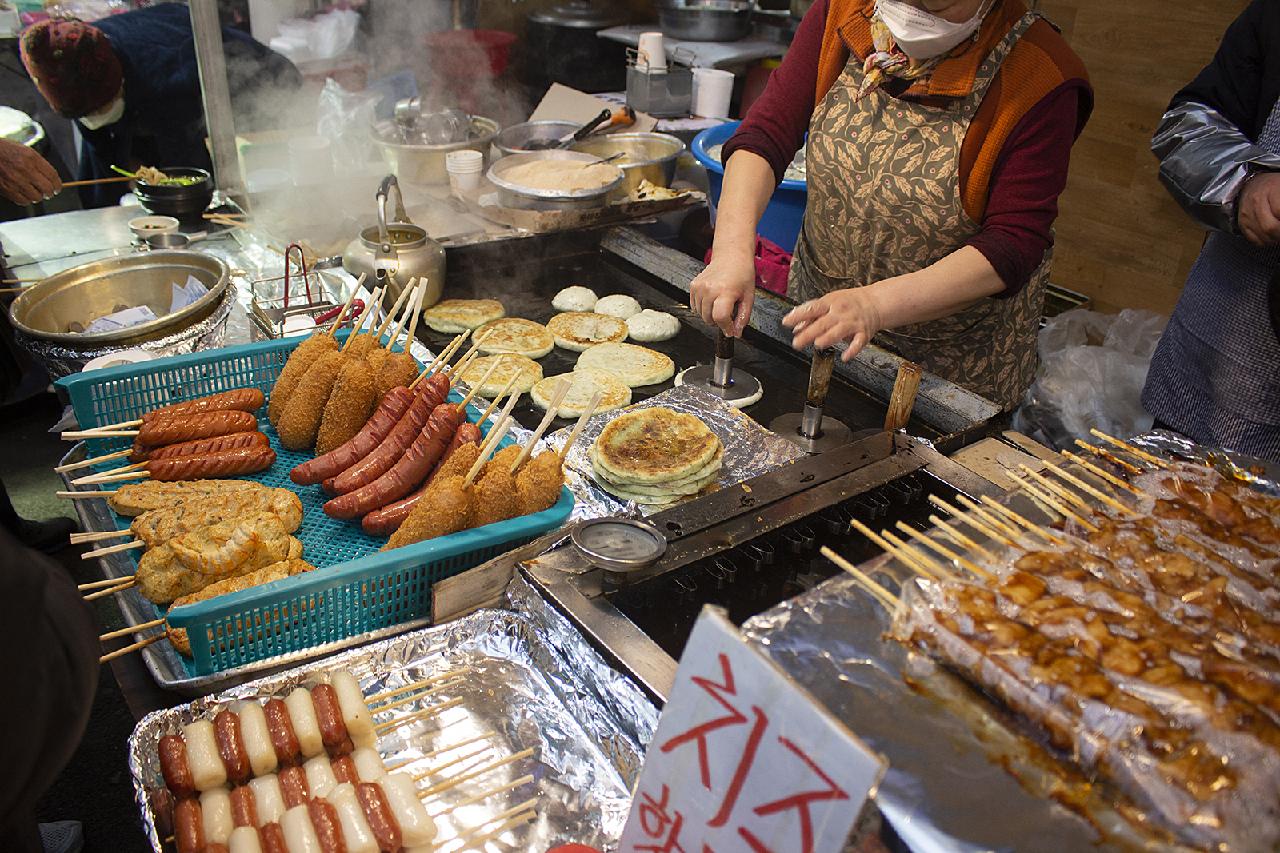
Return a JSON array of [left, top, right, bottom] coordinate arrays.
[[712, 331, 735, 388], [571, 109, 613, 143]]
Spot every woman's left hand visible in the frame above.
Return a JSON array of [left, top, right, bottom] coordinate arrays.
[[782, 288, 882, 361]]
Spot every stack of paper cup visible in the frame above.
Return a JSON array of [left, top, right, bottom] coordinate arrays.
[[692, 68, 735, 119], [446, 149, 484, 193], [637, 31, 666, 71]]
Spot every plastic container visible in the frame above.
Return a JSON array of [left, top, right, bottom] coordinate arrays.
[[692, 120, 807, 252], [55, 334, 574, 675], [692, 68, 734, 118], [445, 149, 484, 193]]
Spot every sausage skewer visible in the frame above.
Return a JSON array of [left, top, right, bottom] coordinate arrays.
[[70, 445, 277, 485], [63, 409, 259, 443], [62, 388, 267, 437], [73, 432, 273, 482]]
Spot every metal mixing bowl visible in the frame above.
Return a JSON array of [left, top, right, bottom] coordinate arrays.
[[571, 132, 684, 198], [372, 116, 500, 185], [9, 251, 229, 346], [655, 0, 754, 41], [493, 120, 580, 157], [487, 150, 624, 211]]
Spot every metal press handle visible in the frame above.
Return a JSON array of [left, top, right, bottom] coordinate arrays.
[[712, 331, 735, 388]]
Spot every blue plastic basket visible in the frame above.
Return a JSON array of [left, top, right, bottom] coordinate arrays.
[[56, 336, 574, 675]]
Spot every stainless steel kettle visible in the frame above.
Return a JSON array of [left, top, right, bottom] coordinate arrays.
[[342, 175, 445, 310]]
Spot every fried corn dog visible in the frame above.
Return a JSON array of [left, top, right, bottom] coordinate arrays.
[[346, 333, 380, 357], [277, 350, 344, 450], [268, 334, 338, 427], [482, 445, 522, 476], [131, 488, 303, 547], [136, 513, 301, 603], [107, 480, 266, 517], [383, 475, 471, 550], [376, 352, 419, 402], [471, 466, 518, 528], [166, 558, 316, 656], [516, 451, 563, 515], [365, 347, 389, 377], [314, 356, 378, 456]]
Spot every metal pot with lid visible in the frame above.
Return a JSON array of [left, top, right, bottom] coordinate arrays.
[[342, 175, 446, 310], [525, 1, 628, 93]]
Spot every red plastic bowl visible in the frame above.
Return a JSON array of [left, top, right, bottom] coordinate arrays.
[[423, 29, 517, 81]]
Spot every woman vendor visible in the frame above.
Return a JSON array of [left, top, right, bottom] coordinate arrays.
[[690, 0, 1092, 409]]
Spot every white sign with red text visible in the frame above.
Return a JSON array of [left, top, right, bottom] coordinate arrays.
[[620, 607, 887, 853]]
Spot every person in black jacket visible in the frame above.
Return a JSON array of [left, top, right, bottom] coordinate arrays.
[[1144, 0, 1280, 462], [19, 4, 300, 208]]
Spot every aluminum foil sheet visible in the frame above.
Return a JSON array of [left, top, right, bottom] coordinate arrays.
[[544, 384, 804, 520], [129, 576, 658, 852], [1129, 429, 1280, 496], [15, 285, 234, 380]]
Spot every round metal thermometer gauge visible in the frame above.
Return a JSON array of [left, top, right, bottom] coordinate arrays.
[[571, 517, 668, 574]]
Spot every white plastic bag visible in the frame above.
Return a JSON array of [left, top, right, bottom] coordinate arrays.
[[1012, 308, 1167, 450], [315, 78, 379, 170]]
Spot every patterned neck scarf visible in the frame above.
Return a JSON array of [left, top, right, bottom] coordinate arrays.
[[856, 13, 946, 101]]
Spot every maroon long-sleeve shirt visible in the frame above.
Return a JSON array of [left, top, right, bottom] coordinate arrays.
[[722, 0, 1085, 295]]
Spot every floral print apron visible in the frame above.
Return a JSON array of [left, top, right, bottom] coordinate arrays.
[[788, 11, 1048, 410]]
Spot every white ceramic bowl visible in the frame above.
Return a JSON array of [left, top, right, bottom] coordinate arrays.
[[128, 215, 180, 239]]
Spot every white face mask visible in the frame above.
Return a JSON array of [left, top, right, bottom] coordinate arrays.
[[875, 0, 990, 61], [79, 90, 124, 130]]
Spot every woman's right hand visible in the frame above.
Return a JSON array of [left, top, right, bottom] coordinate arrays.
[[0, 139, 61, 206], [690, 252, 756, 337]]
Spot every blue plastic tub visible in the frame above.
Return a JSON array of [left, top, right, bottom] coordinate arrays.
[[691, 120, 808, 253], [56, 335, 574, 675]]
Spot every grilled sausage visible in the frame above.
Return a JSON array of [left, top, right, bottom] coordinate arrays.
[[230, 786, 259, 828], [418, 371, 450, 401], [330, 754, 358, 785], [148, 389, 266, 421], [329, 387, 442, 495], [214, 709, 252, 785], [137, 410, 259, 447], [307, 799, 347, 853], [260, 823, 289, 853], [279, 766, 311, 809], [203, 844, 231, 853], [290, 388, 414, 486], [147, 446, 276, 481], [310, 684, 355, 755], [160, 734, 196, 799], [263, 698, 302, 766], [131, 431, 270, 465], [323, 407, 455, 519], [175, 798, 206, 853], [360, 420, 480, 536], [355, 782, 401, 853]]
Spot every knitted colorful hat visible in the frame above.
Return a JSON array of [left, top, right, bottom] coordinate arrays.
[[20, 19, 123, 118]]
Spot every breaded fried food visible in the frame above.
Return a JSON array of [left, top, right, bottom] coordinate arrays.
[[427, 441, 481, 487], [167, 558, 316, 656], [471, 467, 518, 528], [132, 488, 302, 546], [269, 334, 338, 426], [365, 347, 389, 376], [136, 513, 300, 603], [107, 480, 266, 517], [516, 451, 564, 515], [277, 350, 344, 450], [482, 445, 522, 477], [377, 352, 419, 401], [345, 333, 380, 357], [384, 475, 471, 550], [315, 356, 377, 455]]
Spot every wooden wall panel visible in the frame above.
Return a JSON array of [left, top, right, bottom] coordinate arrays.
[[1035, 0, 1250, 313]]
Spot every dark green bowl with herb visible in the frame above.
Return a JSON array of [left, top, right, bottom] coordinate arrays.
[[133, 167, 213, 225]]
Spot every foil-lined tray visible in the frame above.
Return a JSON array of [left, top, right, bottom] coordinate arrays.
[[128, 577, 658, 852], [544, 384, 804, 520]]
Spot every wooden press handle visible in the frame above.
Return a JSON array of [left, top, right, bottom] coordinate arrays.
[[806, 349, 836, 409], [883, 361, 922, 431]]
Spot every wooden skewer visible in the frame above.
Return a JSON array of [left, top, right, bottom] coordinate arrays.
[[473, 374, 521, 423], [403, 280, 425, 345], [448, 348, 484, 384], [1074, 440, 1143, 475], [84, 580, 134, 601], [881, 530, 956, 582], [366, 667, 473, 705], [418, 732, 495, 763], [448, 798, 538, 845], [81, 540, 146, 559], [457, 359, 505, 411], [847, 517, 934, 580], [464, 394, 521, 486], [1039, 461, 1136, 515], [61, 429, 137, 440], [955, 494, 1041, 545], [340, 286, 384, 352], [73, 462, 145, 485], [927, 515, 995, 562], [1089, 428, 1170, 469], [976, 495, 1065, 545], [1017, 465, 1094, 512], [412, 744, 494, 782], [508, 378, 570, 473], [418, 748, 536, 798], [100, 633, 162, 663], [558, 391, 603, 464], [54, 448, 133, 473], [70, 529, 131, 545], [64, 174, 136, 188], [203, 211, 246, 220], [926, 495, 1016, 548], [58, 490, 115, 499], [1060, 451, 1144, 496], [412, 332, 468, 388], [100, 617, 165, 642], [893, 521, 996, 582], [373, 697, 465, 734], [1011, 474, 1098, 533], [78, 574, 134, 590], [74, 470, 150, 485], [432, 774, 536, 817], [374, 280, 417, 343], [385, 284, 420, 347], [455, 810, 536, 850], [443, 331, 494, 377], [373, 677, 469, 713], [819, 546, 898, 610], [0, 277, 40, 284], [326, 276, 365, 337]]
